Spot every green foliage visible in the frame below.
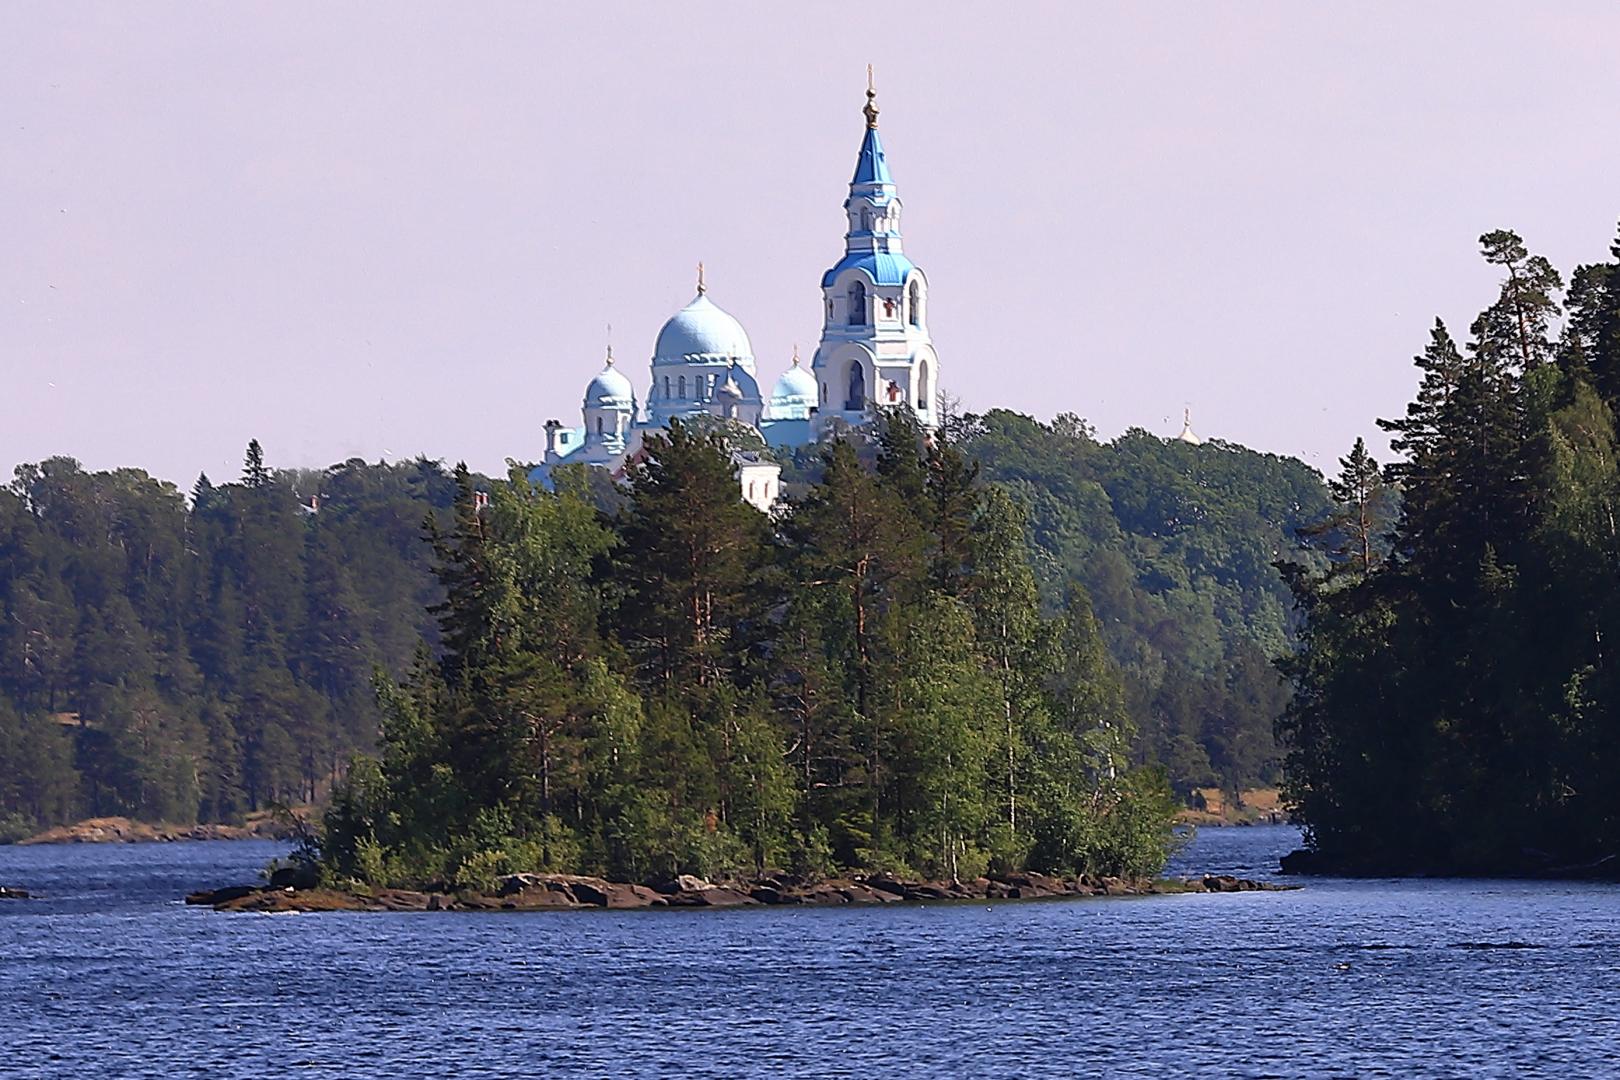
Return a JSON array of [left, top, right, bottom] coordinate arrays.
[[2, 408, 1217, 879], [314, 408, 1180, 886], [0, 448, 477, 831], [1282, 225, 1620, 875], [958, 409, 1333, 793]]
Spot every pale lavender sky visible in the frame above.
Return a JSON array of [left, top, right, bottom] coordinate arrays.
[[5, 2, 1620, 486]]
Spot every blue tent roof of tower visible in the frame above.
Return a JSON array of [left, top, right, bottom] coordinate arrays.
[[851, 127, 892, 185]]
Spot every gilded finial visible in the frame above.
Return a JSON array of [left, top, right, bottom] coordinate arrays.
[[697, 261, 706, 295], [606, 322, 614, 365], [863, 64, 879, 129], [791, 343, 800, 366]]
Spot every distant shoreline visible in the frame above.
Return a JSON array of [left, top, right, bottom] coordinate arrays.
[[13, 814, 303, 847], [1175, 787, 1288, 828]]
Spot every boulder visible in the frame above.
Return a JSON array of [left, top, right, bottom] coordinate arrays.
[[215, 887, 374, 913], [901, 882, 957, 901], [603, 882, 665, 909], [1202, 874, 1264, 892], [509, 887, 581, 909], [864, 873, 909, 897], [496, 873, 548, 896], [666, 886, 757, 907], [839, 883, 900, 904], [268, 864, 319, 890], [184, 885, 258, 906], [563, 877, 611, 906], [749, 885, 799, 905], [795, 882, 850, 905]]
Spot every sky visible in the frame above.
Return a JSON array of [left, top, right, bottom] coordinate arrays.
[[5, 2, 1620, 488]]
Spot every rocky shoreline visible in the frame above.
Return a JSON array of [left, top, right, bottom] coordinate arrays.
[[186, 870, 1292, 913]]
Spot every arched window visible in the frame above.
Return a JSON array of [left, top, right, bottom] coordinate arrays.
[[663, 375, 670, 399], [917, 360, 931, 410], [679, 374, 686, 398], [595, 415, 604, 435], [860, 208, 872, 231], [846, 361, 865, 410], [908, 280, 922, 327], [848, 281, 866, 326]]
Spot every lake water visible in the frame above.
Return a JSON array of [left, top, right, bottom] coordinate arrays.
[[3, 825, 1618, 1077]]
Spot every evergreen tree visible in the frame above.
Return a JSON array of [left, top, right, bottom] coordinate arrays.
[[614, 421, 774, 695], [242, 440, 270, 488]]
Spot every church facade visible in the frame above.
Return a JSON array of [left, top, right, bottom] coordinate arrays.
[[531, 82, 938, 512]]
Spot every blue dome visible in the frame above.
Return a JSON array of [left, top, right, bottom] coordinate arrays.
[[654, 292, 755, 369], [583, 360, 634, 409], [769, 359, 818, 421], [772, 363, 817, 403]]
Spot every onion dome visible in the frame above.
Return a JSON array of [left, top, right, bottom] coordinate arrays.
[[653, 292, 756, 373], [1177, 408, 1204, 446], [770, 350, 819, 419], [583, 352, 634, 410]]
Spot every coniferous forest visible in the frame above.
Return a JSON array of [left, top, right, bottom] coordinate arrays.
[[0, 403, 1322, 880], [320, 415, 1184, 887], [1281, 226, 1620, 876]]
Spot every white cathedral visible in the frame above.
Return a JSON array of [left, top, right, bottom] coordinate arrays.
[[530, 82, 939, 512]]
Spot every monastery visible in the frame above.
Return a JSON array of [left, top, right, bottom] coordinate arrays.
[[530, 78, 939, 511]]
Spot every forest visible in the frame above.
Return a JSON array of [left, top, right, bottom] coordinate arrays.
[[0, 404, 1328, 856], [315, 415, 1184, 887], [1280, 226, 1620, 875]]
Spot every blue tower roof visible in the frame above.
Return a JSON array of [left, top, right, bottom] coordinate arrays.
[[851, 127, 892, 186], [820, 251, 915, 288]]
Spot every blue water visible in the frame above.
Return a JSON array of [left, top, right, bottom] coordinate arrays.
[[2, 826, 1618, 1077]]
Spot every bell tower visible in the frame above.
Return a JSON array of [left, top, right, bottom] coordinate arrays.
[[811, 70, 938, 435]]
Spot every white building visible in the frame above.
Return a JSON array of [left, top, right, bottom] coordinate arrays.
[[531, 81, 940, 510]]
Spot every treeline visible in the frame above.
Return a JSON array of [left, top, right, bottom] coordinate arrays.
[[321, 415, 1177, 888], [0, 449, 468, 840], [1282, 227, 1620, 875], [0, 411, 1336, 842]]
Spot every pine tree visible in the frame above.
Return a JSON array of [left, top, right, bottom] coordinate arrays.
[[242, 440, 270, 488], [1297, 438, 1392, 579], [615, 421, 774, 695]]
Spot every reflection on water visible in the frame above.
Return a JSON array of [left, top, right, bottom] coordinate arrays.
[[3, 825, 1617, 1077]]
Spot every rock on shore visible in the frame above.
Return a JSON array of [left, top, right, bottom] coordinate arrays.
[[185, 870, 1294, 913]]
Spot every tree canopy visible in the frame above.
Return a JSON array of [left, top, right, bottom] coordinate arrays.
[[1280, 225, 1620, 875]]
